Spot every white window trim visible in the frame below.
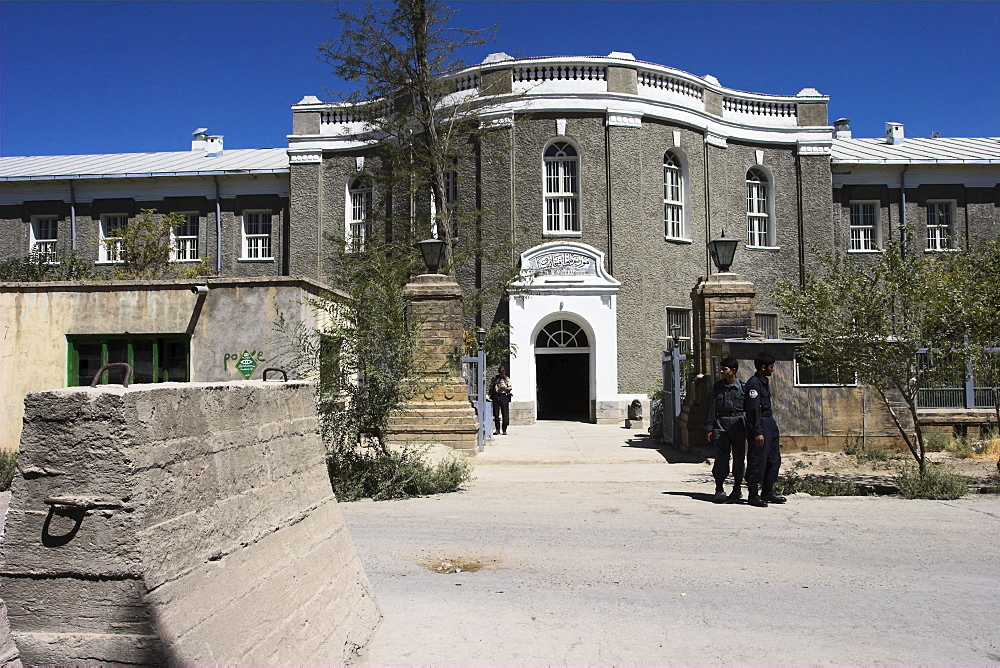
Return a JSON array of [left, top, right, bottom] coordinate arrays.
[[30, 215, 59, 264], [240, 210, 274, 261], [170, 212, 201, 262], [542, 140, 581, 237], [345, 178, 372, 254], [665, 307, 692, 351], [925, 200, 957, 252], [663, 151, 689, 242], [97, 214, 127, 264], [848, 201, 882, 253], [745, 166, 775, 248]]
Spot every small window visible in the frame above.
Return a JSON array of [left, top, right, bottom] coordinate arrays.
[[242, 211, 273, 260], [849, 202, 880, 252], [347, 178, 372, 254], [30, 216, 59, 263], [794, 354, 856, 386], [536, 319, 589, 349], [68, 335, 189, 386], [444, 170, 459, 239], [755, 314, 778, 339], [172, 213, 200, 261], [746, 168, 771, 247], [543, 142, 580, 235], [99, 214, 128, 263], [663, 152, 685, 239], [926, 200, 955, 251], [666, 308, 692, 353]]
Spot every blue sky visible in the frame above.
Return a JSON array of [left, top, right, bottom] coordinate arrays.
[[2, 1, 998, 157]]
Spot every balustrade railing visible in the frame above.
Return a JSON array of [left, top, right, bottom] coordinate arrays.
[[637, 70, 703, 100], [723, 96, 797, 118], [514, 65, 606, 82]]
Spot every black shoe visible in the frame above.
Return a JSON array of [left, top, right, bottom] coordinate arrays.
[[727, 488, 743, 502], [712, 491, 728, 504], [502, 431, 507, 435], [762, 493, 786, 504], [748, 496, 768, 508]]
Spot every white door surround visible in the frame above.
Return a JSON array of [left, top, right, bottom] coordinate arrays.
[[509, 241, 623, 424]]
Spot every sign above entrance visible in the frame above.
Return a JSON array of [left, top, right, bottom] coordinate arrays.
[[517, 242, 620, 290], [531, 251, 596, 276]]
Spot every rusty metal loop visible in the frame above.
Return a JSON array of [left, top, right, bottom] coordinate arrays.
[[90, 362, 132, 388], [262, 367, 288, 382]]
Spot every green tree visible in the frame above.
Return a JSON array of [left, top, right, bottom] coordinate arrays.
[[318, 0, 506, 272], [111, 209, 212, 279], [775, 238, 1000, 472]]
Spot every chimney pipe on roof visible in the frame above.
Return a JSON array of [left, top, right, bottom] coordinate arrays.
[[833, 118, 852, 139], [192, 128, 224, 156], [885, 122, 904, 145]]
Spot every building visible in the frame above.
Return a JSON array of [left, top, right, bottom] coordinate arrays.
[[3, 52, 998, 440]]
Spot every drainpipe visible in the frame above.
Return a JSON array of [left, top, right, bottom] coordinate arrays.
[[69, 181, 77, 250], [605, 123, 614, 275], [899, 165, 909, 257], [213, 176, 222, 274], [702, 139, 712, 276]]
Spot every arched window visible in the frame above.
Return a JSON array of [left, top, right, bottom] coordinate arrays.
[[536, 319, 589, 349], [663, 152, 685, 239], [543, 142, 580, 235], [347, 177, 372, 253], [746, 168, 772, 247]]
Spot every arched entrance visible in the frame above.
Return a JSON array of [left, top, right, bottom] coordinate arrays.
[[535, 319, 590, 421]]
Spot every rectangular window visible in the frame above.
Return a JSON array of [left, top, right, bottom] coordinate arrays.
[[755, 314, 778, 339], [794, 354, 856, 387], [544, 159, 580, 233], [666, 308, 692, 354], [849, 202, 880, 251], [30, 216, 59, 263], [349, 190, 372, 254], [99, 214, 128, 263], [242, 211, 273, 260], [173, 213, 200, 261], [747, 181, 769, 247], [926, 201, 954, 251], [68, 335, 189, 386], [663, 159, 684, 239]]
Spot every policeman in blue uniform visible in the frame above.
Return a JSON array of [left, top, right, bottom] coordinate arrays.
[[744, 352, 786, 508], [703, 356, 746, 503]]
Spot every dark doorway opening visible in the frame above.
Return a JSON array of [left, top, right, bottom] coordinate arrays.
[[536, 353, 590, 421]]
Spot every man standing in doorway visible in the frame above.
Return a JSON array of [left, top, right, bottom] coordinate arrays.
[[744, 352, 786, 508], [703, 357, 746, 503]]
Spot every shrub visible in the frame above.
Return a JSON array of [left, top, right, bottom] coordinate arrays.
[[945, 437, 977, 459], [0, 450, 18, 492], [774, 474, 864, 496], [923, 431, 952, 453], [844, 433, 899, 465], [895, 463, 967, 500], [327, 444, 473, 502]]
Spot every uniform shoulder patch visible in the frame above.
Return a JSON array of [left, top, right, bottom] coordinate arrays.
[[748, 389, 759, 398]]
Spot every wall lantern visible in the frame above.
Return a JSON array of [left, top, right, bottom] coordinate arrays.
[[475, 327, 486, 348], [417, 238, 446, 274], [708, 229, 740, 273]]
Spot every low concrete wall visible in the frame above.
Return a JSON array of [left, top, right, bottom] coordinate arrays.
[[1, 381, 380, 665]]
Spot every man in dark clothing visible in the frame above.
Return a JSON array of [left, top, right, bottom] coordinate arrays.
[[744, 352, 786, 508], [703, 357, 746, 503]]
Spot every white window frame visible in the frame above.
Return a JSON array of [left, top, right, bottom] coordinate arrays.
[[663, 152, 687, 241], [30, 216, 59, 263], [926, 200, 956, 252], [543, 141, 581, 236], [746, 168, 775, 248], [346, 178, 372, 254], [848, 201, 881, 252], [755, 313, 778, 339], [98, 214, 127, 264], [171, 212, 200, 261], [241, 211, 273, 261]]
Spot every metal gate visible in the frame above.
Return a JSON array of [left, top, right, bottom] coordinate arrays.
[[461, 349, 489, 451], [661, 338, 692, 445]]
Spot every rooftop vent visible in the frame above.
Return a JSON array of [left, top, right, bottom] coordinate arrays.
[[833, 118, 852, 139], [885, 122, 904, 145], [192, 128, 224, 156]]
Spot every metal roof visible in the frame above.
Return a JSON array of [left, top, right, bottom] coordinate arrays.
[[831, 137, 1000, 165], [0, 148, 290, 181]]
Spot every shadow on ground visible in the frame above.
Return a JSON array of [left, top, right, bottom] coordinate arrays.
[[624, 433, 711, 464]]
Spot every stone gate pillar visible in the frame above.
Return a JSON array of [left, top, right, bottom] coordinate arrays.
[[678, 273, 756, 450], [386, 274, 479, 454]]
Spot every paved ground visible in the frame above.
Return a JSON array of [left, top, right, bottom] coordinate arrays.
[[343, 421, 1000, 666]]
